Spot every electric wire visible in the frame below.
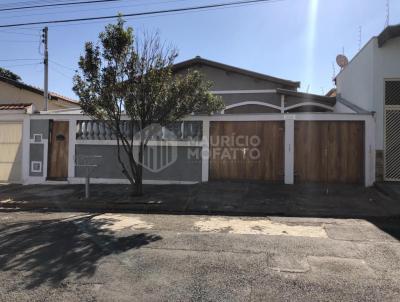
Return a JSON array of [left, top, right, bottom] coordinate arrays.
[[0, 0, 277, 28]]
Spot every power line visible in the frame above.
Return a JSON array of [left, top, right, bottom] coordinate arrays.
[[0, 58, 41, 61], [0, 0, 187, 21], [0, 0, 276, 28], [0, 29, 39, 36], [0, 0, 120, 12], [25, 0, 280, 30], [0, 0, 70, 7], [0, 39, 39, 42], [0, 62, 41, 68], [50, 65, 74, 79], [49, 59, 76, 71]]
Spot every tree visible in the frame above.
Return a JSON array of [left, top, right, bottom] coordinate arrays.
[[0, 67, 21, 81], [73, 19, 224, 195]]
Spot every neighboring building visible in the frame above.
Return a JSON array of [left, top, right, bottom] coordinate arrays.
[[0, 76, 79, 111], [335, 24, 400, 181], [173, 57, 336, 114], [0, 76, 79, 183], [326, 88, 337, 97]]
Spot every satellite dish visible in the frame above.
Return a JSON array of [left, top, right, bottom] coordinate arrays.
[[336, 54, 349, 68]]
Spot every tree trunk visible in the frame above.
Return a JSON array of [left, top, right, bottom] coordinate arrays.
[[132, 142, 144, 196], [134, 164, 143, 196]]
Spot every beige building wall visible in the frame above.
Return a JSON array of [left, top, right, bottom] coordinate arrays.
[[0, 82, 78, 111]]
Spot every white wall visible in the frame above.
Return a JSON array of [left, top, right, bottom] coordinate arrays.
[[336, 38, 375, 112], [333, 101, 356, 113], [336, 36, 400, 150], [373, 37, 400, 150]]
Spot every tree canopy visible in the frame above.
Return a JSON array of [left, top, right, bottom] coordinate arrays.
[[0, 67, 21, 81], [73, 18, 224, 195]]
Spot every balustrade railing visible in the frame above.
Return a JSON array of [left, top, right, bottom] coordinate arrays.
[[76, 120, 202, 141]]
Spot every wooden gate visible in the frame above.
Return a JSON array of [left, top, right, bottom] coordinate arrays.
[[209, 121, 284, 182], [294, 121, 364, 183], [48, 121, 69, 179]]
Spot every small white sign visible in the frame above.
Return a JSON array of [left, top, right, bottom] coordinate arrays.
[[284, 115, 296, 120], [31, 161, 42, 173], [33, 134, 43, 143]]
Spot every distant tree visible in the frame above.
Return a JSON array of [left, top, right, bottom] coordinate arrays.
[[0, 67, 21, 81], [73, 19, 224, 195]]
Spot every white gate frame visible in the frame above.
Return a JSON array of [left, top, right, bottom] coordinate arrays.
[[25, 112, 376, 187], [383, 78, 400, 181]]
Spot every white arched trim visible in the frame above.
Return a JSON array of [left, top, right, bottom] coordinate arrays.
[[285, 102, 334, 112], [222, 101, 281, 113]]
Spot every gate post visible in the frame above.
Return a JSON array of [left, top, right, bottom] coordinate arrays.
[[68, 118, 76, 180], [201, 120, 210, 182], [284, 117, 294, 184], [365, 116, 376, 187], [21, 115, 31, 184]]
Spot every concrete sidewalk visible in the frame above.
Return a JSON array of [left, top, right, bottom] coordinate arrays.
[[375, 182, 400, 201], [1, 182, 400, 218]]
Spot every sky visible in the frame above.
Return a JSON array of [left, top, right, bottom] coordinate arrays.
[[0, 0, 399, 99]]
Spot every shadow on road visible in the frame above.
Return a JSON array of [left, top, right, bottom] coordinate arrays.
[[0, 214, 162, 289]]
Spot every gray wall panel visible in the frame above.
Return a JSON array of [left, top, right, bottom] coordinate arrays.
[[29, 144, 44, 176], [176, 65, 290, 90], [30, 119, 49, 139], [75, 145, 202, 182]]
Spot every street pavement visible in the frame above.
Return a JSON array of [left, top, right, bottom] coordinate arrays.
[[0, 211, 399, 301]]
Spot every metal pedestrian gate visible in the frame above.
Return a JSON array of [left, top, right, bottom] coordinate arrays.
[[384, 80, 400, 181]]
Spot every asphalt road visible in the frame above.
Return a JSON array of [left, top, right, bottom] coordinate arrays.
[[0, 211, 399, 302]]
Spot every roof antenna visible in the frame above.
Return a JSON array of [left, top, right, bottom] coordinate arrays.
[[385, 0, 390, 28], [358, 26, 362, 51], [332, 62, 336, 80]]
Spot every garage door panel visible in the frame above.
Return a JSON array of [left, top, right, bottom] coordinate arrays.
[[210, 121, 284, 182], [0, 123, 22, 142], [295, 121, 364, 184], [0, 122, 22, 182], [294, 121, 327, 182], [0, 163, 22, 182], [326, 122, 364, 183], [0, 143, 22, 162]]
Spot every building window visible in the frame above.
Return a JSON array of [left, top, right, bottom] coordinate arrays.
[[385, 81, 400, 106]]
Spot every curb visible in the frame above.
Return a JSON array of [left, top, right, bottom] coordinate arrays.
[[2, 201, 400, 220]]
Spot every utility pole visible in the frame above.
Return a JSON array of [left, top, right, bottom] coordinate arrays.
[[42, 27, 48, 111]]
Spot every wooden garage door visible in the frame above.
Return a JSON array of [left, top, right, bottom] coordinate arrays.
[[294, 121, 364, 183], [0, 122, 22, 183], [209, 121, 284, 182]]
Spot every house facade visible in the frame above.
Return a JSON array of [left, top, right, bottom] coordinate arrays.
[[0, 76, 79, 183], [7, 57, 374, 187], [0, 76, 79, 111], [335, 24, 400, 181]]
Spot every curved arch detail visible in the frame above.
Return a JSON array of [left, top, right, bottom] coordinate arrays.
[[284, 102, 334, 112], [222, 101, 282, 114]]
